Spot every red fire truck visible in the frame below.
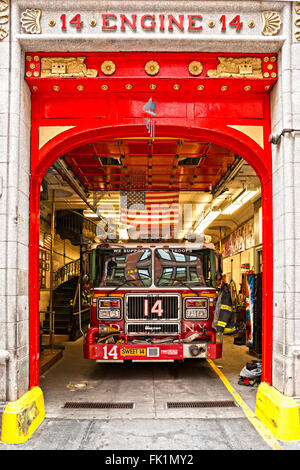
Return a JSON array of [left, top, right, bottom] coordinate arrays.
[[83, 238, 223, 362]]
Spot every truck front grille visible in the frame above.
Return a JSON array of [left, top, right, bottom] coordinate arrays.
[[126, 294, 180, 321], [126, 322, 180, 336]]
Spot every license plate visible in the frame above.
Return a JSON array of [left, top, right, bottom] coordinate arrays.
[[120, 348, 146, 357], [147, 347, 159, 357]]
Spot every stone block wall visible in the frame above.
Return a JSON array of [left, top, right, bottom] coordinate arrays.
[[0, 1, 31, 401], [270, 2, 300, 398]]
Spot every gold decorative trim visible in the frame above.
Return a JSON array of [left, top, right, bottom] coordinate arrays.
[[41, 57, 98, 78], [0, 0, 9, 41], [207, 57, 262, 78], [20, 8, 42, 34], [101, 60, 116, 76], [39, 126, 76, 150], [261, 11, 282, 36], [295, 2, 300, 41], [188, 61, 203, 76], [145, 60, 160, 76], [228, 125, 264, 149]]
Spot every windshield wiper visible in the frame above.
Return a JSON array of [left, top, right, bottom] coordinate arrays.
[[172, 279, 199, 297], [107, 273, 152, 296], [106, 280, 133, 296]]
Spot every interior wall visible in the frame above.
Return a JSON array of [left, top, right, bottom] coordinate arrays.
[[39, 217, 80, 318], [221, 198, 261, 290]]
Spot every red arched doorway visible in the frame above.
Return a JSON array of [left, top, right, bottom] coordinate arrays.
[[29, 122, 273, 388], [26, 51, 275, 389]]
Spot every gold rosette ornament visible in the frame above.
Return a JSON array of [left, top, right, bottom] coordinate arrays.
[[101, 60, 116, 76], [188, 61, 203, 76], [145, 61, 160, 76]]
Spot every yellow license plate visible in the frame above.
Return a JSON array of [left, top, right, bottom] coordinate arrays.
[[120, 348, 146, 356]]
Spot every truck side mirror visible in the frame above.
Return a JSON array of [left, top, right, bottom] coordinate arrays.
[[107, 260, 117, 271]]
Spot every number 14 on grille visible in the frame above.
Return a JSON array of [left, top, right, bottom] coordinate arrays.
[[144, 299, 164, 317]]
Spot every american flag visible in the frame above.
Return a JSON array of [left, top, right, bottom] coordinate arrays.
[[120, 191, 179, 237]]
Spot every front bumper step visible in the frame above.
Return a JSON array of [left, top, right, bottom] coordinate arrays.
[[84, 341, 222, 360]]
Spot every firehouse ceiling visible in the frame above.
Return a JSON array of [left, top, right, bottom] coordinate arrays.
[[63, 138, 236, 192], [41, 137, 260, 243]]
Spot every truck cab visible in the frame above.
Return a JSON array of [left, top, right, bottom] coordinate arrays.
[[83, 237, 223, 362]]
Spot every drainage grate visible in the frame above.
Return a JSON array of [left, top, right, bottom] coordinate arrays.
[[63, 402, 134, 409], [167, 400, 237, 409]]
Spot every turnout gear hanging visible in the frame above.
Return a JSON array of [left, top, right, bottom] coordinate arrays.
[[213, 283, 233, 333]]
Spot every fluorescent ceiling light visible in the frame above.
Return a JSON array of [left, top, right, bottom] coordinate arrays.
[[194, 208, 221, 234], [83, 212, 100, 218], [96, 201, 120, 205], [84, 210, 119, 218], [222, 189, 259, 215]]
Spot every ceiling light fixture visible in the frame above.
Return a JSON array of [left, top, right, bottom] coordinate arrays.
[[194, 208, 221, 234], [222, 188, 259, 215]]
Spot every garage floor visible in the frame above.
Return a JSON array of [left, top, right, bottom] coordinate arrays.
[[1, 336, 299, 450], [39, 335, 258, 421]]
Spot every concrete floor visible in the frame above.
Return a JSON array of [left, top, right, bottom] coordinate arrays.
[[1, 336, 299, 450], [39, 335, 257, 421]]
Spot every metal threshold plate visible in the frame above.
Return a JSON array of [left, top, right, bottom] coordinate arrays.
[[63, 402, 134, 409], [167, 400, 237, 409]]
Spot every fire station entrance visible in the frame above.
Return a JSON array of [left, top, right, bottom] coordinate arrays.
[[28, 52, 274, 415]]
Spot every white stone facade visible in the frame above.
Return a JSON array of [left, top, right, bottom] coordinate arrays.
[[0, 0, 299, 402]]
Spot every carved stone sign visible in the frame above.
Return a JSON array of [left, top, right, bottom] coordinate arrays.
[[19, 8, 283, 38]]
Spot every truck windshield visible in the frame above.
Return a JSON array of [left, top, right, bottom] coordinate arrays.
[[95, 249, 152, 288], [154, 248, 213, 288]]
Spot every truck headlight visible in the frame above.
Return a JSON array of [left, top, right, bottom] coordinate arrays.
[[184, 297, 208, 320], [97, 297, 122, 320]]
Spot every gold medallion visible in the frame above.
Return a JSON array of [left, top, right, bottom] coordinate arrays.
[[188, 61, 203, 76], [145, 60, 160, 76], [101, 60, 116, 76]]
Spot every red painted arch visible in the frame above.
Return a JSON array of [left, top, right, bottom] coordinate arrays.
[[29, 121, 273, 387]]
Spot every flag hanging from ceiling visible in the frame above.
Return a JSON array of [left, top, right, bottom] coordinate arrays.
[[120, 191, 179, 238]]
